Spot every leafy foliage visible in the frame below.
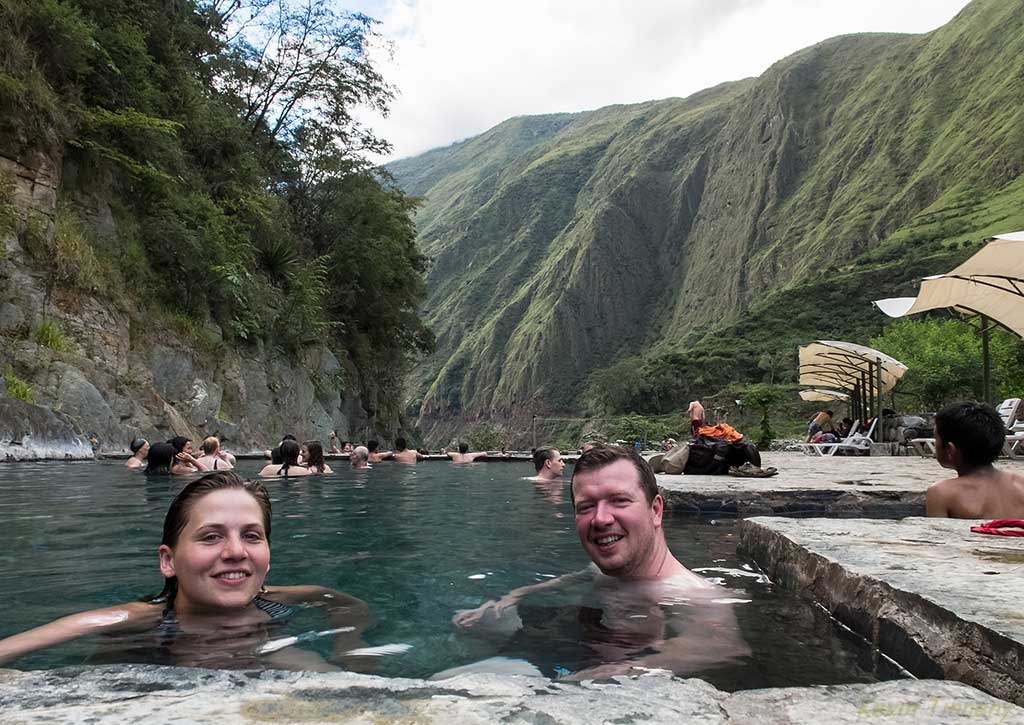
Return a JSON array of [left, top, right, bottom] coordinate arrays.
[[33, 319, 67, 351], [3, 365, 34, 402], [0, 0, 433, 426], [870, 318, 1024, 410]]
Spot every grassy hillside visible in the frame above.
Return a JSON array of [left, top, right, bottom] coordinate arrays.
[[389, 0, 1024, 442]]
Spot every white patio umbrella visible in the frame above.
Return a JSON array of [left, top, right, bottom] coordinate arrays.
[[798, 340, 908, 423], [799, 389, 851, 402], [874, 231, 1024, 402]]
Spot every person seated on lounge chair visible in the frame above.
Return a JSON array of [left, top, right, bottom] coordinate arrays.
[[837, 418, 854, 438], [806, 410, 833, 442], [926, 402, 1024, 519]]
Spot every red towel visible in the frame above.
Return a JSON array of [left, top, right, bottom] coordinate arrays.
[[970, 519, 1024, 536]]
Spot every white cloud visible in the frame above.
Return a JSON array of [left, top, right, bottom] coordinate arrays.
[[350, 0, 971, 162]]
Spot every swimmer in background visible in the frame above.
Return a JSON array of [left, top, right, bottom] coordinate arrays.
[[0, 472, 372, 671], [195, 436, 235, 471], [258, 440, 311, 478], [366, 440, 393, 463], [301, 440, 333, 474], [927, 401, 1024, 518], [126, 438, 149, 469], [447, 443, 487, 463], [328, 431, 342, 454], [393, 437, 424, 463], [350, 446, 370, 469], [454, 445, 750, 680], [529, 448, 565, 481], [169, 436, 208, 473]]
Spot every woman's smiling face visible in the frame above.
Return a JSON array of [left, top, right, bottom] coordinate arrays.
[[159, 489, 270, 614]]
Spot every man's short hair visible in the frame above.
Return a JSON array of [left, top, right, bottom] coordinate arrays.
[[935, 401, 1006, 467], [367, 440, 379, 452], [825, 410, 834, 417], [570, 445, 658, 505], [532, 447, 558, 472], [395, 437, 407, 451], [201, 436, 219, 455], [282, 434, 297, 442], [458, 442, 469, 454]]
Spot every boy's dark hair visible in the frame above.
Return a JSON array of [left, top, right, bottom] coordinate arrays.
[[395, 437, 407, 451], [367, 440, 379, 452], [532, 447, 558, 472], [935, 402, 1006, 467], [570, 445, 658, 505], [458, 442, 469, 453]]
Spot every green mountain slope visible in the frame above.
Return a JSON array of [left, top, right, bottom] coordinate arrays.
[[389, 0, 1024, 441]]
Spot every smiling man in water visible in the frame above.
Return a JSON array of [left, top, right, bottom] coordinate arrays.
[[453, 445, 748, 679]]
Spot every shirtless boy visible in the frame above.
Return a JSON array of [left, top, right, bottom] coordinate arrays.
[[448, 443, 487, 463], [926, 401, 1024, 519], [393, 437, 424, 464], [687, 400, 705, 438]]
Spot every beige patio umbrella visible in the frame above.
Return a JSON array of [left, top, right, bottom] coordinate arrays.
[[874, 231, 1024, 402], [798, 340, 908, 423], [799, 389, 850, 402]]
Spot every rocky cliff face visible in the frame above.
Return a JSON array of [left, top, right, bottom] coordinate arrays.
[[390, 0, 1024, 442], [0, 151, 371, 459]]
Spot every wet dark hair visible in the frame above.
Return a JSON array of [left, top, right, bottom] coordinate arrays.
[[367, 440, 379, 453], [281, 434, 297, 443], [303, 440, 326, 472], [458, 442, 469, 454], [935, 402, 1006, 468], [570, 445, 659, 506], [278, 439, 301, 474], [143, 471, 271, 608], [532, 447, 558, 472], [145, 442, 176, 474], [825, 410, 834, 417], [395, 437, 407, 451], [168, 436, 190, 454], [130, 438, 148, 454]]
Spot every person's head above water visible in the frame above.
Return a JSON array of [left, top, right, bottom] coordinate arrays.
[[458, 442, 469, 454], [130, 438, 149, 457], [367, 440, 379, 453], [570, 445, 671, 579], [201, 436, 220, 455], [351, 446, 369, 468], [168, 436, 192, 455], [149, 471, 272, 613], [302, 440, 326, 470], [532, 448, 564, 477], [935, 401, 1006, 470], [145, 442, 176, 474], [395, 437, 408, 452], [279, 439, 301, 466]]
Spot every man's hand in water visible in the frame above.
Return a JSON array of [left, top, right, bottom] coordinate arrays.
[[452, 594, 520, 628]]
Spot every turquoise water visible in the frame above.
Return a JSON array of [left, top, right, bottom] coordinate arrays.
[[0, 460, 899, 687]]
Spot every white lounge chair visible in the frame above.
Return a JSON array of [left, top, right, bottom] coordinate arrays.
[[911, 398, 1022, 458], [799, 419, 875, 456]]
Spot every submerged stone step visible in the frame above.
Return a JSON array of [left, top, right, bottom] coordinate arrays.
[[739, 516, 1024, 706], [0, 664, 1020, 723]]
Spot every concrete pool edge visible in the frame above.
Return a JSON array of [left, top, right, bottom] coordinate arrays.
[[2, 664, 1021, 723], [738, 517, 1024, 707]]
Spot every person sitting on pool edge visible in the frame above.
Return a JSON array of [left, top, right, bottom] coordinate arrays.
[[258, 440, 311, 477], [454, 445, 749, 680], [393, 437, 424, 463], [926, 401, 1024, 519], [529, 447, 564, 480], [447, 442, 487, 463], [126, 437, 149, 469], [0, 472, 372, 670]]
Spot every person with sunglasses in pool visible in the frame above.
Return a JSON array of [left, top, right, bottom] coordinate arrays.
[[0, 472, 372, 671], [453, 445, 749, 680]]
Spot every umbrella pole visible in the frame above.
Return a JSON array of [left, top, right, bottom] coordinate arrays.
[[876, 357, 884, 442], [981, 314, 991, 405]]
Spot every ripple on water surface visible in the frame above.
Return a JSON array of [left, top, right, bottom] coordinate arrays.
[[0, 460, 902, 687]]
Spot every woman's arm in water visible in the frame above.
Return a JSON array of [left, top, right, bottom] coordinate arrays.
[[452, 568, 595, 628], [0, 602, 159, 666], [264, 586, 375, 672]]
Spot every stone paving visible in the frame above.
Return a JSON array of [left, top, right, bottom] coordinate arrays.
[[658, 452, 1024, 516], [739, 516, 1024, 706], [2, 665, 1022, 724]]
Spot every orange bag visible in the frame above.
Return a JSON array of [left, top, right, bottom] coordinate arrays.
[[696, 423, 744, 442]]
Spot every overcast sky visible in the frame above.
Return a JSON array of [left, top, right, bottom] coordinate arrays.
[[347, 0, 971, 162]]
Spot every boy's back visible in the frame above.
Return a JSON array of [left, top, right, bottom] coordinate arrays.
[[926, 469, 1024, 518]]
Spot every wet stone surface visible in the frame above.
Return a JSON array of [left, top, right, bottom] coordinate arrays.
[[1, 664, 1022, 723], [739, 516, 1024, 706]]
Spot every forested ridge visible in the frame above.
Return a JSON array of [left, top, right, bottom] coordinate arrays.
[[0, 0, 432, 432], [389, 0, 1024, 444]]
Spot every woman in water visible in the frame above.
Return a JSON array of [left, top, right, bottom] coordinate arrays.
[[258, 439, 310, 477], [146, 441, 205, 475], [169, 436, 207, 474], [126, 438, 149, 469], [0, 472, 371, 670], [302, 440, 333, 474]]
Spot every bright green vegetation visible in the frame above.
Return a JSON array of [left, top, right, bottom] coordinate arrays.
[[3, 365, 33, 402], [32, 319, 67, 351], [390, 0, 1024, 436], [0, 0, 431, 422]]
